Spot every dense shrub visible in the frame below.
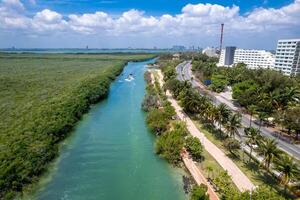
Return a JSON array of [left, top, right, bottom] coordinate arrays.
[[155, 125, 185, 164], [185, 136, 203, 161]]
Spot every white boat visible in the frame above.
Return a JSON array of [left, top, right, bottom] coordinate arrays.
[[125, 74, 134, 82]]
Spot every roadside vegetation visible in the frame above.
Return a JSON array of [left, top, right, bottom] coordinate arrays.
[[0, 53, 154, 199], [191, 54, 300, 142], [158, 54, 296, 199]]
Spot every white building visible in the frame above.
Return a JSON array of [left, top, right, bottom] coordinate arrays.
[[274, 39, 300, 76], [218, 49, 225, 66], [202, 47, 218, 57], [218, 48, 275, 69], [233, 49, 275, 69]]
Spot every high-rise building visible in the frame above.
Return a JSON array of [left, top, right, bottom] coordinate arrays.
[[274, 39, 300, 76], [218, 47, 275, 69], [224, 47, 236, 66]]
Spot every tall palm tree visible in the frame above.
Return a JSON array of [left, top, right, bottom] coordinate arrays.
[[216, 103, 231, 130], [244, 127, 262, 162], [247, 105, 257, 127], [258, 112, 268, 130], [257, 138, 281, 170], [225, 113, 242, 138], [275, 156, 300, 192]]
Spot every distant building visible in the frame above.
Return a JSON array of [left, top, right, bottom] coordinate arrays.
[[218, 47, 275, 69], [172, 53, 180, 60], [274, 39, 300, 76], [172, 45, 186, 51], [202, 47, 218, 57]]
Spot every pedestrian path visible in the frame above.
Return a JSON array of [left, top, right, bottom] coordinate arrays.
[[156, 70, 255, 192], [181, 151, 220, 200]]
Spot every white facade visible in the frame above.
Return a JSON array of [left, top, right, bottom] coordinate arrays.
[[202, 47, 218, 57], [234, 49, 275, 69], [274, 39, 300, 76], [218, 49, 225, 66], [218, 48, 275, 69]]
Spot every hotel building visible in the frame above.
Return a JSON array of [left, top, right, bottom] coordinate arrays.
[[274, 39, 300, 76], [233, 49, 275, 69], [218, 47, 275, 69]]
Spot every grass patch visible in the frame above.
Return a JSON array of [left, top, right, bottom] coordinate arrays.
[[192, 119, 295, 199]]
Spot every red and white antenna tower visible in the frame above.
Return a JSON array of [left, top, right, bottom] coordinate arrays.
[[219, 23, 224, 54]]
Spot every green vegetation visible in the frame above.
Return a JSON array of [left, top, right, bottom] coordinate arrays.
[[162, 56, 297, 199], [191, 54, 218, 82], [143, 65, 189, 165], [185, 136, 203, 161], [0, 53, 154, 199], [155, 122, 187, 164], [191, 54, 300, 140], [190, 184, 209, 200]]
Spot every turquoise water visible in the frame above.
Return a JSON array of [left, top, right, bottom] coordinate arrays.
[[34, 59, 186, 200]]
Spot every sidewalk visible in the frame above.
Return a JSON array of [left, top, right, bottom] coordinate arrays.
[[181, 151, 220, 200], [156, 69, 255, 192]]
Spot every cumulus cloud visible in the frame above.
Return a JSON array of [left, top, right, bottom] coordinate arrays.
[[68, 11, 113, 34], [0, 0, 300, 46]]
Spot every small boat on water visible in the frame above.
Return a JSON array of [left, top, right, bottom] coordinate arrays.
[[125, 74, 134, 82]]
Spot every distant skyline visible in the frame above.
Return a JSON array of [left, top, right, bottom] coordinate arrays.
[[0, 0, 299, 49]]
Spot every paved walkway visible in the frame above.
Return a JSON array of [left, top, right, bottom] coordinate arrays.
[[181, 151, 220, 200], [155, 70, 255, 192]]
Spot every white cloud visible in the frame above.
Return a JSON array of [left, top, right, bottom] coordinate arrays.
[[0, 0, 300, 47], [34, 9, 63, 23], [2, 0, 24, 10], [32, 9, 67, 32], [68, 11, 113, 34]]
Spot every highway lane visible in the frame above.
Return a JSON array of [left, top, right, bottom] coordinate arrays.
[[176, 61, 300, 160]]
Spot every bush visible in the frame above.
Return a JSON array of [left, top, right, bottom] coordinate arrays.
[[209, 74, 228, 93], [155, 126, 185, 164], [185, 136, 203, 161], [142, 94, 159, 111], [190, 184, 209, 200]]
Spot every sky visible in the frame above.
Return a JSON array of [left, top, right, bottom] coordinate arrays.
[[0, 0, 299, 49]]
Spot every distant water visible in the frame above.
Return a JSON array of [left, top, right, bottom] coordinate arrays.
[[0, 48, 190, 54], [32, 59, 186, 200]]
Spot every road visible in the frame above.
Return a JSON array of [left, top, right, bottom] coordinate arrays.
[[176, 61, 300, 160]]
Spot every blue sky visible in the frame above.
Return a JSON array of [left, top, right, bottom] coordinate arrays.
[[0, 0, 299, 49], [28, 0, 293, 15]]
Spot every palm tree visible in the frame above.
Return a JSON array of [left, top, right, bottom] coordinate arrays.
[[257, 138, 281, 170], [225, 113, 242, 138], [207, 105, 218, 124], [247, 105, 257, 127], [281, 87, 300, 108], [258, 112, 268, 130], [244, 127, 262, 162], [275, 156, 300, 192], [216, 103, 231, 130], [268, 91, 281, 110]]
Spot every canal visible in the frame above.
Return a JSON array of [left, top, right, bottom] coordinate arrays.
[[34, 59, 186, 200]]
